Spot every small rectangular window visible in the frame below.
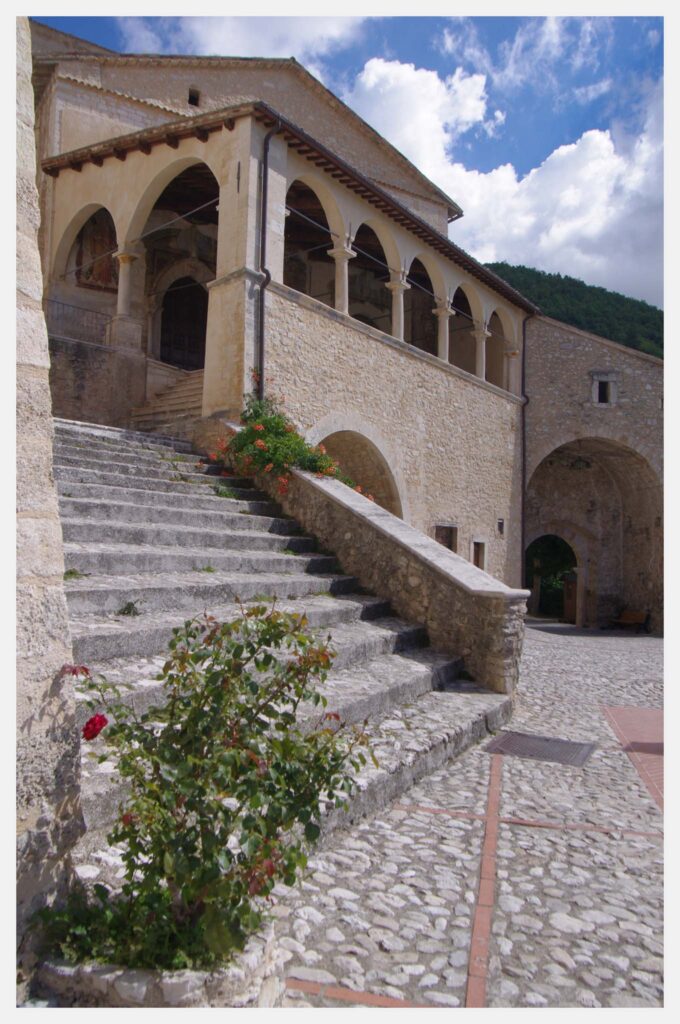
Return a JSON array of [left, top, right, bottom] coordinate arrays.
[[188, 88, 200, 107], [597, 380, 610, 404], [473, 541, 485, 569], [435, 525, 458, 553]]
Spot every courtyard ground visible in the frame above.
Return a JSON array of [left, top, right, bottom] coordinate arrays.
[[275, 621, 664, 1009]]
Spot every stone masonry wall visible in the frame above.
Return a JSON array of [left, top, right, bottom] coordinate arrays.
[[255, 468, 528, 696], [525, 315, 662, 481], [48, 336, 147, 428], [16, 16, 83, 985], [266, 285, 525, 587]]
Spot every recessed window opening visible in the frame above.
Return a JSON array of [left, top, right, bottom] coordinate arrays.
[[598, 380, 610, 404], [435, 524, 458, 552], [188, 88, 201, 107], [473, 541, 486, 569]]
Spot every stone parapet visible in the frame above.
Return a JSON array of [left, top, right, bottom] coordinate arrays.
[[256, 467, 528, 696]]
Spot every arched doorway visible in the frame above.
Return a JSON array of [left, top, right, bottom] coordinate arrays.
[[159, 277, 208, 369], [486, 311, 506, 389], [525, 535, 578, 621], [283, 180, 335, 307], [318, 430, 402, 517]]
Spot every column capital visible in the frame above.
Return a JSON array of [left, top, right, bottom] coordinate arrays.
[[115, 250, 139, 266], [327, 245, 356, 263], [472, 320, 491, 341], [433, 302, 453, 319], [386, 270, 410, 294]]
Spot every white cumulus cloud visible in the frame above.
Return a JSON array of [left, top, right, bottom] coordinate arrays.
[[344, 58, 663, 306], [117, 16, 365, 63]]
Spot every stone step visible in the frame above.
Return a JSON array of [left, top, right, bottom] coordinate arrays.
[[57, 497, 301, 536], [56, 480, 280, 517], [59, 518, 316, 555], [55, 467, 266, 503], [63, 541, 339, 579], [53, 418, 193, 453], [53, 460, 239, 489], [70, 603, 425, 666], [63, 569, 361, 616], [77, 673, 506, 835], [53, 442, 207, 472]]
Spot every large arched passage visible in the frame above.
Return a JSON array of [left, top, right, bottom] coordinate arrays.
[[138, 162, 219, 359], [317, 430, 403, 517], [283, 180, 335, 308], [526, 438, 662, 629]]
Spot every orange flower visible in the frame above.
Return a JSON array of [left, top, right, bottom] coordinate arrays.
[[318, 443, 326, 454], [366, 494, 375, 502], [354, 484, 363, 493], [255, 439, 267, 450], [264, 462, 274, 473], [253, 423, 265, 432]]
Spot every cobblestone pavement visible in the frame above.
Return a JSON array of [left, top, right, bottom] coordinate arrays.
[[274, 623, 663, 1008]]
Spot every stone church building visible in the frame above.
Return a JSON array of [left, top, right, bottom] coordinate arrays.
[[17, 18, 662, 979]]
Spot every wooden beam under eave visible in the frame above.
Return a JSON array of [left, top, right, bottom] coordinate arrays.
[[44, 167, 59, 178], [92, 155, 104, 167], [113, 149, 127, 162], [139, 141, 152, 155], [165, 135, 179, 149], [195, 129, 209, 143]]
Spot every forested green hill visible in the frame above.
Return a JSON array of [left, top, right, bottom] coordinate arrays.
[[485, 262, 663, 359]]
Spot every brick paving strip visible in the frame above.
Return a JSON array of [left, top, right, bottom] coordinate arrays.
[[284, 978, 422, 1007], [602, 706, 664, 812]]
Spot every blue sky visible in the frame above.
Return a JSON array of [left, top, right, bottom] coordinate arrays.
[[32, 13, 664, 307]]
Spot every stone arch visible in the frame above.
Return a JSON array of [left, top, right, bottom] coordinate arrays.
[[284, 170, 346, 244], [451, 280, 484, 325], [404, 256, 437, 356], [526, 438, 662, 629], [283, 179, 336, 308], [350, 217, 401, 277], [486, 311, 506, 389], [122, 156, 221, 247], [51, 202, 120, 284], [407, 251, 447, 302], [524, 530, 587, 625], [306, 411, 409, 521], [449, 285, 477, 374], [348, 223, 394, 334], [148, 257, 214, 362]]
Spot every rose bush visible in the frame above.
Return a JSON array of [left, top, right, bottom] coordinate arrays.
[[37, 606, 371, 970]]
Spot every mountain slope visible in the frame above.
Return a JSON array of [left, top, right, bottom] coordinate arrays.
[[485, 262, 663, 359]]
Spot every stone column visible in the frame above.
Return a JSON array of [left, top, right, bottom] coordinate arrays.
[[327, 244, 356, 315], [107, 250, 144, 349], [115, 251, 137, 316], [433, 303, 452, 362], [505, 349, 521, 394], [385, 271, 409, 342], [473, 322, 490, 380]]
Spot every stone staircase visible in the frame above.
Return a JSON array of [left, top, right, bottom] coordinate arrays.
[[53, 418, 511, 853], [129, 369, 203, 436]]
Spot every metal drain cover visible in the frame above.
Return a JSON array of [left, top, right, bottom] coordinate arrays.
[[485, 730, 596, 766]]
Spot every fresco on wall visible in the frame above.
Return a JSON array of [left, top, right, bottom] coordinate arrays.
[[75, 209, 119, 292]]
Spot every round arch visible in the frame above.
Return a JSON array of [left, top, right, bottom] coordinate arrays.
[[284, 171, 346, 243], [404, 256, 437, 356], [148, 257, 214, 361], [122, 156, 221, 248], [526, 437, 662, 630], [350, 217, 401, 276], [486, 311, 507, 389], [406, 251, 447, 301], [525, 530, 585, 624], [51, 202, 120, 283], [451, 280, 485, 325], [306, 411, 409, 521]]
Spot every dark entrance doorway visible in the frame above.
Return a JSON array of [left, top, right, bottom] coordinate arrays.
[[525, 535, 578, 621], [160, 278, 207, 370]]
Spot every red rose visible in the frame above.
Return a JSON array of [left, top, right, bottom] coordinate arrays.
[[82, 713, 108, 741]]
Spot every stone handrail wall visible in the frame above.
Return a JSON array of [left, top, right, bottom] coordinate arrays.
[[254, 466, 529, 696]]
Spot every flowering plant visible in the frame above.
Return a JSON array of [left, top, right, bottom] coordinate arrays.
[[37, 608, 371, 970], [214, 389, 374, 500]]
